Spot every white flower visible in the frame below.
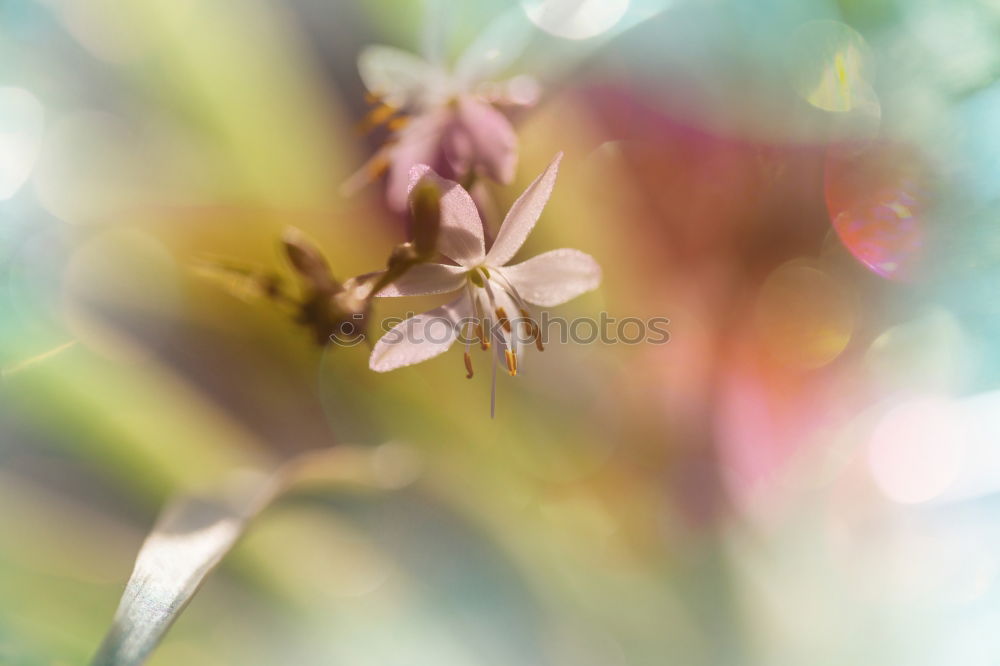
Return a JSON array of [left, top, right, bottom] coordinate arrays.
[[369, 153, 601, 415], [349, 11, 540, 212]]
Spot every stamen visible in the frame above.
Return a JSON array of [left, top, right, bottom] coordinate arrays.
[[505, 349, 518, 376], [476, 323, 490, 350], [491, 269, 530, 312], [464, 351, 474, 379], [367, 154, 390, 179], [356, 103, 398, 134], [496, 307, 512, 333], [386, 115, 410, 132], [520, 308, 544, 352], [490, 344, 498, 419], [341, 148, 392, 196]]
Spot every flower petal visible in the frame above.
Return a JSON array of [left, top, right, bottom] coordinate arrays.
[[375, 263, 467, 297], [454, 9, 533, 87], [407, 165, 486, 267], [369, 292, 472, 372], [499, 248, 601, 307], [385, 112, 450, 212], [357, 45, 445, 109], [486, 153, 562, 266], [478, 75, 542, 107], [453, 97, 518, 185]]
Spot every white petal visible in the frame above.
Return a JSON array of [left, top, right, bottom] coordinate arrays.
[[486, 153, 562, 266], [499, 248, 601, 307], [454, 9, 533, 88], [369, 292, 472, 372], [478, 75, 542, 107], [358, 46, 444, 108], [419, 0, 448, 66], [408, 165, 486, 267], [375, 263, 466, 297]]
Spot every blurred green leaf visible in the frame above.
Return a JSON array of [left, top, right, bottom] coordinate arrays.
[[90, 445, 418, 666]]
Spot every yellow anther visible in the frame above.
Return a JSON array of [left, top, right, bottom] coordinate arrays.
[[356, 103, 398, 134], [496, 307, 511, 333], [464, 352, 474, 379], [504, 349, 518, 376], [476, 323, 490, 350], [367, 154, 390, 179], [386, 115, 410, 132]]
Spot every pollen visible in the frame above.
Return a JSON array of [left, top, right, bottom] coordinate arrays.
[[504, 349, 518, 376], [464, 352, 474, 379], [496, 307, 511, 332]]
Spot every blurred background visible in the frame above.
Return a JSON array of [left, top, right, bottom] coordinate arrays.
[[3, 0, 1000, 663]]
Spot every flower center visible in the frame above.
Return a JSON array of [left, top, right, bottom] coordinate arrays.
[[460, 266, 543, 382], [467, 265, 490, 287]]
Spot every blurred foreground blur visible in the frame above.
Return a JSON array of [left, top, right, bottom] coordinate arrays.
[[3, 0, 1000, 664]]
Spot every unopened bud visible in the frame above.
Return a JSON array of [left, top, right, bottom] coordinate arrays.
[[409, 179, 441, 260], [390, 242, 418, 267], [282, 228, 338, 292]]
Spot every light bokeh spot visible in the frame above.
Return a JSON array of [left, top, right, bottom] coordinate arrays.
[[866, 307, 972, 395], [521, 0, 630, 40], [33, 111, 155, 225], [788, 20, 876, 114], [0, 87, 45, 201], [868, 397, 966, 504], [63, 228, 181, 360], [825, 143, 926, 281], [753, 262, 854, 370]]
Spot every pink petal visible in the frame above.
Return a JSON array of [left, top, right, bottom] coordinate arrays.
[[454, 97, 518, 184], [441, 120, 476, 177], [499, 248, 601, 307], [376, 263, 467, 297], [385, 112, 450, 212], [486, 153, 562, 266], [407, 165, 486, 267], [369, 292, 472, 372]]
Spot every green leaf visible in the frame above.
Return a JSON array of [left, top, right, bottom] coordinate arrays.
[[90, 445, 420, 666]]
